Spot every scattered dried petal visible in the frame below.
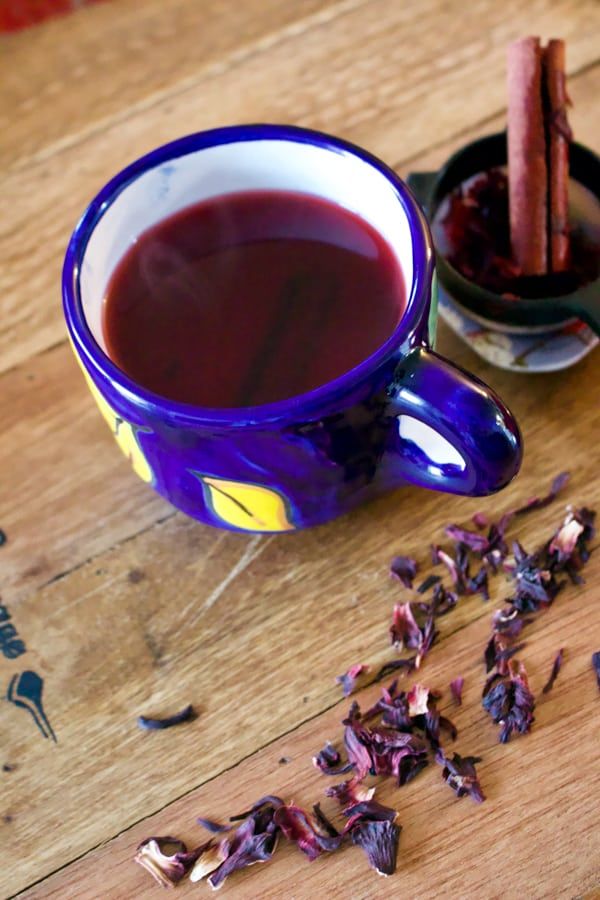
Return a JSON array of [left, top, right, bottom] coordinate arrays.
[[542, 648, 564, 695], [512, 471, 570, 516], [312, 803, 340, 838], [350, 819, 401, 877], [438, 752, 485, 803], [482, 660, 535, 743], [472, 512, 489, 529], [137, 704, 195, 731], [208, 802, 281, 890], [389, 556, 418, 589], [407, 683, 430, 717], [335, 663, 370, 698], [196, 817, 231, 834], [450, 677, 464, 705], [325, 778, 375, 807], [416, 574, 442, 594], [344, 800, 398, 824], [376, 657, 417, 681], [312, 742, 352, 776], [135, 836, 207, 888], [389, 603, 422, 652], [273, 805, 341, 860], [0, 529, 7, 547], [189, 843, 227, 883]]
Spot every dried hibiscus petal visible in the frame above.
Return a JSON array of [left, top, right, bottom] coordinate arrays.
[[407, 683, 430, 717], [389, 555, 418, 589], [542, 648, 564, 695], [188, 843, 227, 883], [450, 677, 464, 705], [273, 805, 341, 860], [313, 742, 352, 776], [509, 541, 564, 612], [482, 659, 535, 743], [196, 817, 231, 834], [591, 651, 600, 692], [344, 800, 398, 823], [376, 657, 417, 681], [325, 778, 375, 806], [389, 603, 422, 651], [350, 819, 401, 877], [135, 836, 208, 888], [136, 704, 195, 731], [336, 663, 370, 698], [438, 752, 485, 803], [208, 802, 281, 890], [512, 471, 570, 516]]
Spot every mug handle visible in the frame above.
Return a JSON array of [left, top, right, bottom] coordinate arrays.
[[386, 347, 522, 496]]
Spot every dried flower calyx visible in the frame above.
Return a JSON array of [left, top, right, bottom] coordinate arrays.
[[437, 751, 485, 803], [482, 659, 535, 743], [336, 663, 370, 698], [135, 836, 212, 888]]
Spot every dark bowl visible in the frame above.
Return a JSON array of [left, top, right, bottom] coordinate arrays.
[[407, 131, 600, 335]]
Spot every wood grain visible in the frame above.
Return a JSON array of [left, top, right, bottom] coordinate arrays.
[[1, 0, 599, 896], [1, 0, 599, 375]]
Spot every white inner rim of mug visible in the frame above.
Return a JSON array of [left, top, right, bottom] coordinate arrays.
[[79, 139, 415, 351]]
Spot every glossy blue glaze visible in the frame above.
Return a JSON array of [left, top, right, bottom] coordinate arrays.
[[63, 125, 522, 532]]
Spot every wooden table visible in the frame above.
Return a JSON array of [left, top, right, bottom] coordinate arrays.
[[2, 1, 600, 897]]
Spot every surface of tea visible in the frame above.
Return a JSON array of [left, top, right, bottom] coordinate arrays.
[[103, 190, 406, 407]]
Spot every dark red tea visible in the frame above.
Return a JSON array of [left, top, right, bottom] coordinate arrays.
[[103, 190, 405, 407]]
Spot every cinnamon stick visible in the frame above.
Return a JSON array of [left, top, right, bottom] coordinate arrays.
[[507, 37, 548, 275], [543, 39, 571, 272]]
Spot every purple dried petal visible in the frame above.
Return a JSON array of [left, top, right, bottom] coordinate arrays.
[[389, 555, 418, 589], [450, 677, 464, 705], [513, 471, 570, 516], [344, 800, 398, 823], [208, 829, 278, 890], [312, 803, 340, 838], [491, 607, 526, 637], [439, 752, 485, 803], [135, 836, 208, 888], [432, 546, 460, 585], [482, 660, 535, 743], [430, 582, 458, 616], [472, 512, 489, 529], [335, 663, 370, 698], [196, 817, 231, 834], [228, 796, 285, 822], [325, 778, 375, 807], [592, 652, 600, 692], [343, 720, 374, 780], [350, 819, 401, 877], [312, 742, 353, 776], [542, 648, 564, 695], [137, 704, 195, 731], [273, 805, 341, 860], [416, 574, 442, 594], [376, 657, 417, 682], [389, 603, 422, 651], [415, 614, 438, 668], [444, 524, 490, 554]]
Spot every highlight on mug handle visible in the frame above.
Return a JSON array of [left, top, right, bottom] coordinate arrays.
[[387, 348, 523, 496]]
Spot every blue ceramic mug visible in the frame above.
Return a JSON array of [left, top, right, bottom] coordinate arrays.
[[63, 125, 522, 533]]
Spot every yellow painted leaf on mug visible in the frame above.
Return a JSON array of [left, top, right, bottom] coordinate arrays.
[[196, 475, 295, 532], [74, 353, 153, 484]]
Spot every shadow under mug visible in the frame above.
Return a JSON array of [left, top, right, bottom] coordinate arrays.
[[63, 124, 522, 533]]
